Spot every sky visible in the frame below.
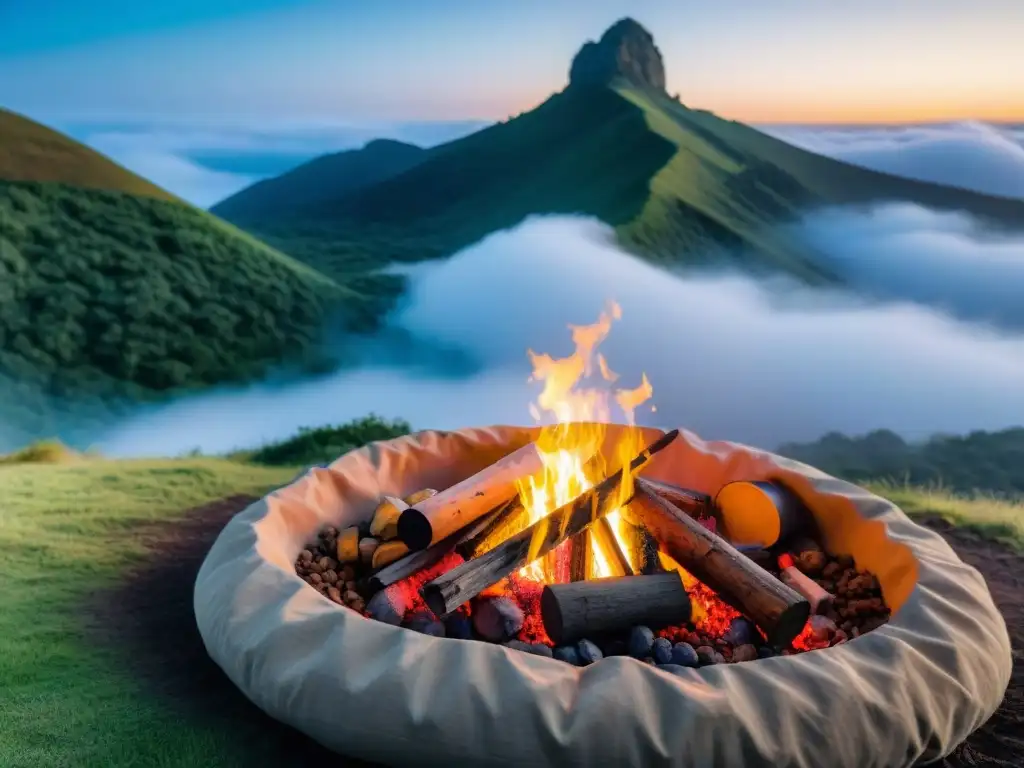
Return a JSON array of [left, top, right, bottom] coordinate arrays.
[[1, 0, 1021, 125]]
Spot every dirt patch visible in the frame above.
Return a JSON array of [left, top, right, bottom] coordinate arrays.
[[916, 516, 1024, 767], [90, 498, 1022, 766], [89, 494, 380, 766]]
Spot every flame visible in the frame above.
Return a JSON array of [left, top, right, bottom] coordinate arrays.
[[516, 301, 653, 580]]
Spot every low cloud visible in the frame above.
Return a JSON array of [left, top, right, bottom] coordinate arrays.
[[97, 214, 1024, 457], [61, 118, 487, 207], [762, 121, 1024, 200], [795, 203, 1024, 330]]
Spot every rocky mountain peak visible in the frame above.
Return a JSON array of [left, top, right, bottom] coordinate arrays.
[[568, 18, 666, 92]]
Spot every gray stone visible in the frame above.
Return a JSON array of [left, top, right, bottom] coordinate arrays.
[[472, 597, 524, 642], [577, 639, 604, 665], [628, 626, 655, 658], [670, 642, 699, 668], [553, 645, 582, 666], [568, 18, 666, 92], [731, 644, 758, 663], [695, 645, 718, 665], [652, 637, 673, 665], [529, 643, 554, 658], [366, 588, 408, 626], [443, 613, 473, 640], [723, 617, 759, 647]]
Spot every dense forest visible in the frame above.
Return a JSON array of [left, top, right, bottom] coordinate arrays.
[[779, 427, 1024, 497]]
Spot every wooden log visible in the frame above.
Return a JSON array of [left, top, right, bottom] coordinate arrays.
[[365, 502, 508, 594], [541, 572, 691, 645], [591, 517, 634, 576], [397, 441, 550, 551], [420, 429, 680, 617], [641, 478, 713, 518], [629, 477, 810, 648], [569, 530, 592, 581], [714, 480, 811, 548], [455, 496, 527, 560]]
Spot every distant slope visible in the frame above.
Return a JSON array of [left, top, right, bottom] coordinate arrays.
[[213, 20, 1024, 285], [779, 427, 1024, 498], [0, 109, 177, 202], [0, 111, 387, 443], [212, 139, 427, 219]]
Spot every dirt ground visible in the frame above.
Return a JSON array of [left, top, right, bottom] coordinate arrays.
[[93, 498, 1022, 767]]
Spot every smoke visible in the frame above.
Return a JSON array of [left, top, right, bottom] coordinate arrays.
[[96, 214, 1024, 457], [761, 121, 1024, 200]]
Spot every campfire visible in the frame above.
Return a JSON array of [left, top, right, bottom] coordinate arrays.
[[295, 303, 891, 667]]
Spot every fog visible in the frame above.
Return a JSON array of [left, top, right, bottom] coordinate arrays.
[[796, 203, 1024, 329], [96, 214, 1024, 457], [762, 121, 1024, 200]]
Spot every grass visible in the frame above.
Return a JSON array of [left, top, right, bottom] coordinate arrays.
[[0, 426, 1020, 765], [868, 480, 1024, 551], [0, 456, 298, 768]]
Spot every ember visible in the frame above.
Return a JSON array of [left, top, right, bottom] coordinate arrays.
[[293, 304, 893, 667]]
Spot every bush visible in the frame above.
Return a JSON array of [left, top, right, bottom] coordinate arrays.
[[247, 415, 412, 466]]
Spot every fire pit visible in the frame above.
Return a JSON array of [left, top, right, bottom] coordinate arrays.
[[194, 308, 1011, 767]]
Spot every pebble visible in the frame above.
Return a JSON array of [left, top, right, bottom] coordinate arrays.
[[358, 537, 379, 563], [472, 597, 524, 642], [326, 586, 343, 604], [628, 626, 655, 658], [757, 646, 776, 659], [443, 613, 474, 640], [732, 644, 758, 663], [652, 637, 673, 665], [529, 644, 554, 658], [695, 645, 718, 665], [366, 588, 408, 626], [554, 646, 582, 666], [577, 639, 603, 665], [723, 617, 759, 647], [670, 642, 699, 667], [797, 549, 827, 576], [504, 639, 534, 653], [809, 615, 837, 643], [406, 611, 446, 637]]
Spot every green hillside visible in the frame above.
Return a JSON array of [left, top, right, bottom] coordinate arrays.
[[214, 19, 1024, 285], [779, 427, 1024, 498], [0, 113, 391, 443], [212, 138, 427, 220]]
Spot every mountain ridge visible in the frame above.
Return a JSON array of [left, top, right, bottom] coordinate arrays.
[[212, 17, 1024, 286]]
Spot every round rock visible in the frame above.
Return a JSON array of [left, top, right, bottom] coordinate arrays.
[[443, 613, 474, 640], [732, 644, 758, 663], [553, 645, 582, 666], [366, 588, 408, 626], [670, 642, 699, 668], [695, 645, 719, 665], [723, 617, 759, 647], [577, 639, 603, 665], [529, 643, 554, 658], [652, 637, 673, 665], [472, 597, 524, 642], [406, 611, 446, 637], [628, 626, 655, 659]]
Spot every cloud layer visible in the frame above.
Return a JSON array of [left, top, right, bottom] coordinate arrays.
[[96, 214, 1024, 457], [61, 118, 487, 207], [763, 121, 1024, 200]]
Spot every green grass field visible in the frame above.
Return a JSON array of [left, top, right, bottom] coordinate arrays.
[[1, 428, 1020, 766]]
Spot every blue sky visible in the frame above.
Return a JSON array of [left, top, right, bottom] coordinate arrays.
[[2, 0, 1022, 124]]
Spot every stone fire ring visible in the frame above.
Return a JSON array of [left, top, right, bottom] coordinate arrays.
[[194, 426, 1011, 767]]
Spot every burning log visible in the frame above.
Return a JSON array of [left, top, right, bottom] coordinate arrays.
[[641, 478, 713, 518], [397, 441, 552, 551], [365, 502, 509, 594], [569, 531, 593, 581], [456, 496, 526, 560], [420, 429, 680, 617], [629, 477, 810, 648], [592, 518, 634, 576], [540, 572, 691, 645]]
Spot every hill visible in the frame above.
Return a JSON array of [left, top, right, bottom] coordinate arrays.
[[0, 109, 177, 201], [213, 18, 1024, 285], [0, 113, 392, 444], [778, 427, 1024, 497], [212, 138, 427, 220]]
